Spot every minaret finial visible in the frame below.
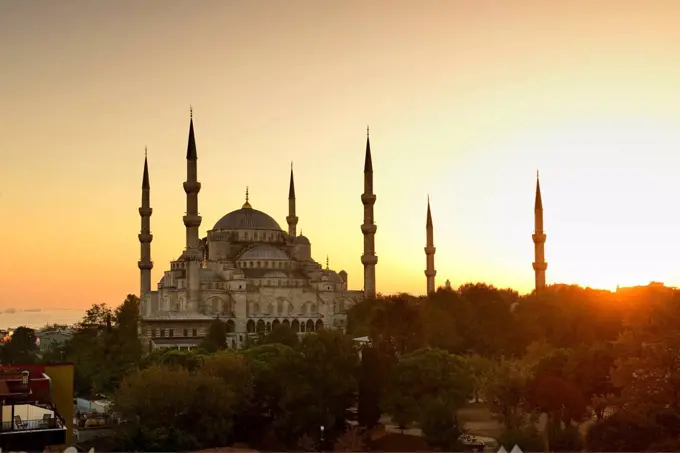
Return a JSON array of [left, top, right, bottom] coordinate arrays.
[[291, 161, 293, 171], [326, 255, 329, 270], [367, 125, 370, 137], [537, 169, 539, 179], [145, 146, 147, 158], [190, 105, 193, 119], [243, 186, 251, 208]]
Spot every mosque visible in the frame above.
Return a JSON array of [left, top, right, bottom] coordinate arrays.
[[136, 112, 548, 351], [137, 113, 378, 350]]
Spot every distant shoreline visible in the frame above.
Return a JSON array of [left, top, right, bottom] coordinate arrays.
[[1, 309, 85, 330]]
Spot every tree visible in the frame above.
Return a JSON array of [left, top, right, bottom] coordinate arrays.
[[465, 354, 495, 402], [357, 344, 393, 428], [586, 411, 661, 452], [238, 343, 300, 445], [422, 290, 465, 353], [486, 359, 530, 430], [113, 365, 236, 451], [200, 318, 227, 353], [275, 330, 358, 446], [458, 283, 518, 357], [139, 348, 207, 372], [567, 342, 616, 420], [0, 326, 38, 363], [263, 324, 299, 348], [382, 348, 472, 428], [333, 425, 366, 452], [65, 296, 143, 396], [419, 397, 464, 451], [369, 295, 425, 356]]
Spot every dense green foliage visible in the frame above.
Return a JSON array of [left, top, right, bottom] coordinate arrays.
[[4, 282, 680, 451]]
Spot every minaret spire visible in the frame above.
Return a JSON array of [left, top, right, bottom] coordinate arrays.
[[532, 171, 547, 293], [361, 127, 378, 299], [182, 110, 203, 311], [287, 162, 298, 237], [425, 195, 436, 295], [138, 149, 153, 298]]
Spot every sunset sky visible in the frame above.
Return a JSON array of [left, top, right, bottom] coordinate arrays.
[[3, 0, 680, 309]]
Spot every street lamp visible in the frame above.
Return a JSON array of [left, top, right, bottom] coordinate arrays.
[[320, 425, 325, 452]]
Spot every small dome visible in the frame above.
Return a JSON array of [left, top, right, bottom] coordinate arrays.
[[322, 270, 344, 283], [239, 244, 289, 261], [213, 207, 282, 231], [295, 234, 310, 245]]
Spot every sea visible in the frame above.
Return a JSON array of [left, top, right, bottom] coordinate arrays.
[[0, 309, 85, 330]]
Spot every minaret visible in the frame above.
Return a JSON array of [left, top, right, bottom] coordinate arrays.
[[361, 126, 378, 300], [183, 108, 203, 311], [138, 148, 153, 298], [532, 171, 547, 293], [424, 196, 436, 295], [183, 108, 202, 251], [287, 162, 298, 237]]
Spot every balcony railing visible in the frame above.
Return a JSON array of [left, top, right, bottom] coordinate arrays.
[[0, 417, 64, 432]]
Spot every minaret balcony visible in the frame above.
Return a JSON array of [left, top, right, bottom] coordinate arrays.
[[138, 261, 154, 270], [361, 224, 377, 235], [138, 207, 153, 216], [183, 214, 202, 228], [532, 233, 546, 243], [532, 262, 548, 271], [424, 246, 436, 254], [183, 181, 202, 194], [361, 194, 377, 205], [138, 233, 153, 243], [286, 215, 299, 225], [361, 254, 378, 266], [425, 269, 437, 277]]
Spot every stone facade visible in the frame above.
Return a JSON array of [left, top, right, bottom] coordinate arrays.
[[138, 114, 371, 351]]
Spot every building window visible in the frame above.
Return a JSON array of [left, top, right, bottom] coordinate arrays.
[[160, 329, 166, 337], [183, 328, 188, 337], [192, 329, 197, 336], [151, 329, 157, 337], [169, 329, 174, 338]]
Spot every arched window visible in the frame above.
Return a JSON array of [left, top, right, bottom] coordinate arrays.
[[246, 320, 255, 333], [256, 320, 265, 333], [272, 319, 280, 329], [283, 319, 290, 329], [315, 320, 323, 331], [226, 319, 235, 333], [291, 319, 300, 332], [306, 320, 315, 332]]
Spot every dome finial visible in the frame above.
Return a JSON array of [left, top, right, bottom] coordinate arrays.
[[243, 186, 252, 209], [326, 255, 329, 270]]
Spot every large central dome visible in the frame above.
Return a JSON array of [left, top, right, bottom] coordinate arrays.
[[213, 207, 282, 231]]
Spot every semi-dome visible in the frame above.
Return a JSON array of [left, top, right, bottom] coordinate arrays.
[[295, 234, 310, 245], [239, 244, 289, 261], [213, 207, 282, 231]]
